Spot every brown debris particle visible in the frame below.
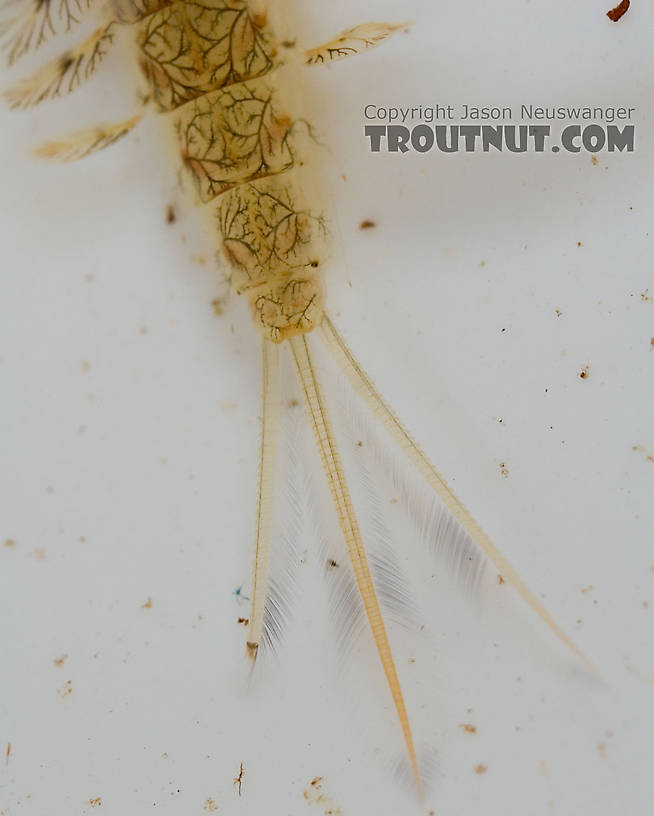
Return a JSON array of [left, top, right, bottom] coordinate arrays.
[[303, 777, 342, 814], [326, 559, 339, 570], [88, 797, 102, 808], [591, 156, 599, 166], [359, 219, 376, 230], [288, 398, 300, 408], [53, 653, 68, 667], [237, 617, 249, 626], [4, 538, 16, 548], [141, 597, 153, 609], [460, 723, 478, 734], [30, 548, 46, 561], [498, 575, 505, 585], [607, 0, 630, 22], [5, 742, 10, 765], [499, 462, 509, 477], [578, 365, 590, 380], [474, 764, 488, 775], [165, 204, 177, 224], [640, 290, 652, 303], [555, 309, 562, 317], [233, 762, 245, 796], [650, 338, 654, 347], [577, 241, 583, 247], [581, 585, 594, 594], [81, 360, 91, 374], [203, 798, 219, 812], [58, 680, 73, 699]]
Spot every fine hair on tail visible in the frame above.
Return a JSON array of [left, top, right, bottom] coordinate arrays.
[[319, 312, 597, 675]]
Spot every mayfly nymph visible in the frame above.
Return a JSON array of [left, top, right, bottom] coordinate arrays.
[[2, 0, 596, 806]]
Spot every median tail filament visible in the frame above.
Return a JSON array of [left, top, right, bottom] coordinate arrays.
[[289, 332, 423, 802]]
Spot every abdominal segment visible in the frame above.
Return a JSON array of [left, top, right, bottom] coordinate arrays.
[[135, 0, 328, 341]]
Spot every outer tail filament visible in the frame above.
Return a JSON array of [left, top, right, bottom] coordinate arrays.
[[320, 313, 597, 675], [247, 337, 280, 658]]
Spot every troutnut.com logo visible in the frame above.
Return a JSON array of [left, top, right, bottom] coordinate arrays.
[[364, 104, 636, 153]]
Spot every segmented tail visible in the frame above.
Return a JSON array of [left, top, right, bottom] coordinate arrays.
[[247, 338, 280, 659], [289, 333, 424, 802], [320, 313, 597, 675]]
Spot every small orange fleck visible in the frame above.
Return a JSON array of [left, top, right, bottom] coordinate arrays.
[[81, 360, 91, 373], [30, 548, 46, 561], [203, 798, 219, 812], [53, 653, 68, 667], [237, 617, 249, 626], [498, 575, 505, 585], [499, 462, 509, 477], [165, 204, 176, 224], [591, 156, 599, 166], [577, 241, 583, 247], [5, 742, 10, 765], [88, 797, 102, 808], [141, 597, 153, 609], [359, 219, 376, 230], [4, 538, 16, 548], [474, 764, 488, 775], [460, 723, 478, 734], [578, 365, 590, 380]]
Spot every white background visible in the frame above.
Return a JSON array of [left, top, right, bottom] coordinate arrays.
[[1, 1, 652, 814]]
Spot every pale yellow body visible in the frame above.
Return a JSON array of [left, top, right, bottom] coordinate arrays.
[[2, 2, 595, 809]]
